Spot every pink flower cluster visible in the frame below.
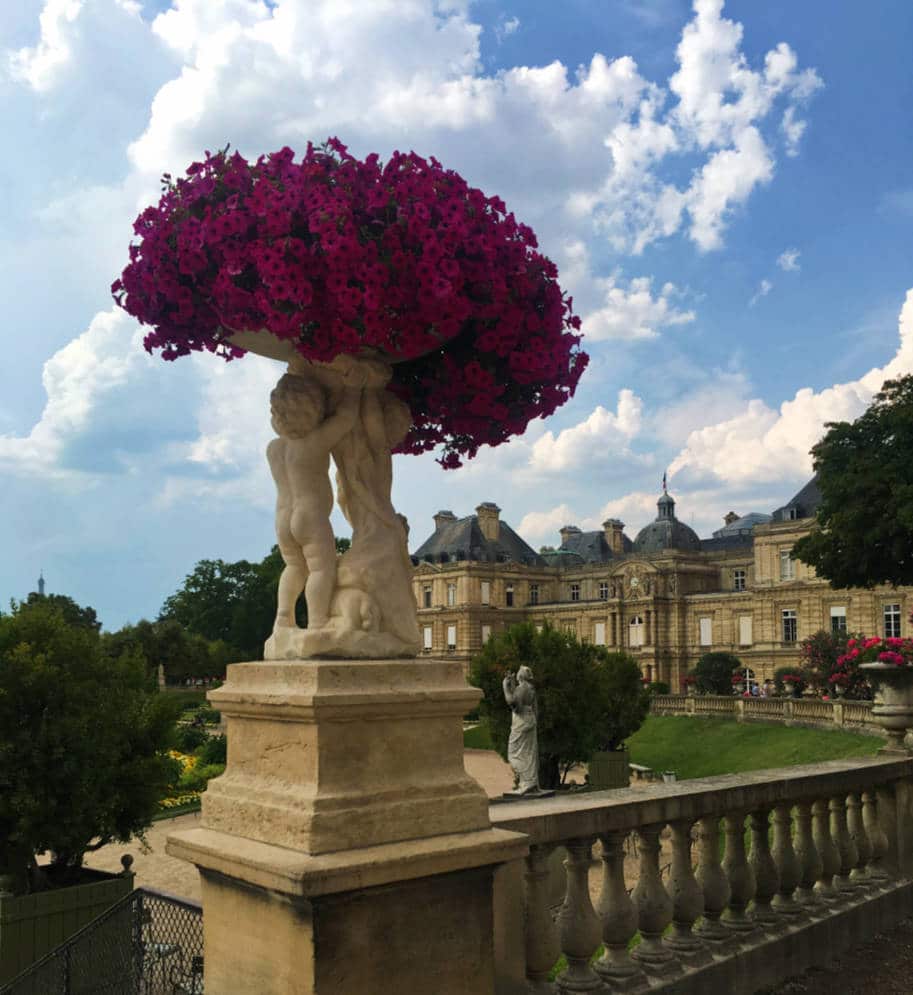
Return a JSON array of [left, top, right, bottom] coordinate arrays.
[[112, 140, 588, 467], [837, 635, 913, 668]]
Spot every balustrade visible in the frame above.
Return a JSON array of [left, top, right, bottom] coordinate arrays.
[[490, 756, 913, 994]]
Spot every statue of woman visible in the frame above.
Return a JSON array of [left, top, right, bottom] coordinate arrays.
[[502, 667, 539, 794]]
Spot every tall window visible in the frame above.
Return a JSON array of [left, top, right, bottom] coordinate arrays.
[[422, 625, 433, 651], [422, 585, 432, 608], [480, 581, 490, 606], [481, 624, 492, 643], [782, 609, 797, 643], [733, 569, 746, 592], [529, 583, 539, 605], [629, 616, 644, 648], [779, 549, 795, 581], [599, 581, 609, 601], [505, 584, 514, 607], [446, 624, 457, 651], [830, 606, 847, 635], [447, 582, 457, 607], [594, 622, 606, 645], [570, 583, 580, 602], [884, 603, 902, 638], [739, 616, 753, 646], [699, 617, 712, 647]]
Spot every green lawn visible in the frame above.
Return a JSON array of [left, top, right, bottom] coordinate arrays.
[[463, 715, 882, 780], [627, 716, 882, 780]]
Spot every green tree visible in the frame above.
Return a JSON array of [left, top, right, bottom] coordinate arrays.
[[22, 592, 100, 632], [0, 600, 180, 894], [694, 651, 743, 695], [102, 618, 229, 682], [470, 623, 650, 788], [793, 375, 913, 588]]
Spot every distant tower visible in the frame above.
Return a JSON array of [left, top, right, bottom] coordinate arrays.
[[38, 571, 45, 597]]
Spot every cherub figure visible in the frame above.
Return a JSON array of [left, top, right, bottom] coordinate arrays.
[[267, 371, 363, 633]]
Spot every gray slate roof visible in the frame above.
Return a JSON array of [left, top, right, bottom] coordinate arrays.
[[633, 491, 702, 553], [712, 512, 772, 538], [555, 529, 632, 564], [412, 515, 546, 566], [771, 476, 822, 522]]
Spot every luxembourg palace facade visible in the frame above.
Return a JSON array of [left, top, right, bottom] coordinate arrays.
[[409, 479, 910, 687]]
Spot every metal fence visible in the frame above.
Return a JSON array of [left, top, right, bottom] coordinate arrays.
[[0, 888, 203, 995]]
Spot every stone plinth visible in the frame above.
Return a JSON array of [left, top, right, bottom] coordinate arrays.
[[168, 657, 528, 994]]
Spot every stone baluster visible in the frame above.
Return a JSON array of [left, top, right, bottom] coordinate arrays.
[[722, 812, 756, 934], [556, 837, 602, 993], [747, 808, 778, 927], [524, 844, 561, 994], [812, 798, 839, 902], [770, 803, 802, 918], [695, 816, 731, 946], [862, 790, 890, 883], [829, 794, 857, 897], [793, 800, 822, 909], [631, 824, 678, 977], [846, 791, 872, 887], [594, 831, 645, 990], [664, 819, 710, 966], [875, 784, 899, 877]]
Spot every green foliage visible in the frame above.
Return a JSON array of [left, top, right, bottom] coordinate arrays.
[[463, 721, 495, 750], [197, 705, 221, 725], [21, 592, 101, 632], [470, 624, 650, 788], [645, 681, 670, 695], [793, 375, 913, 588], [798, 629, 864, 693], [0, 600, 180, 893], [102, 618, 229, 683], [694, 651, 743, 695], [175, 724, 208, 753], [627, 716, 881, 780], [178, 762, 225, 793], [195, 734, 227, 766]]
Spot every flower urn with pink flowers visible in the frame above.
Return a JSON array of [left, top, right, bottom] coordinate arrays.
[[840, 636, 913, 751]]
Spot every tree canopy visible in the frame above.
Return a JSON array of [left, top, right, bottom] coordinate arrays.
[[21, 592, 100, 632], [470, 623, 650, 789], [694, 651, 743, 695], [792, 376, 913, 588], [0, 600, 180, 894]]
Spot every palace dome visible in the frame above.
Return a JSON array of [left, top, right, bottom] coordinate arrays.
[[633, 491, 701, 554]]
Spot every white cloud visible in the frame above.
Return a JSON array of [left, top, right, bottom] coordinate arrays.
[[584, 273, 696, 340], [494, 15, 520, 43], [749, 278, 773, 307], [517, 503, 578, 544], [669, 288, 913, 487], [777, 247, 801, 272], [529, 390, 643, 473]]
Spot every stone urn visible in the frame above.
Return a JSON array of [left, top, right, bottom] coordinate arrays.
[[860, 663, 913, 751]]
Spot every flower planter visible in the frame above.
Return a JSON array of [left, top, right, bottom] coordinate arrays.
[[0, 865, 133, 985], [860, 662, 913, 752], [587, 749, 630, 790]]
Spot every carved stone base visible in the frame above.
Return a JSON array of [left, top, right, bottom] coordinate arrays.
[[265, 624, 418, 661], [199, 658, 490, 854]]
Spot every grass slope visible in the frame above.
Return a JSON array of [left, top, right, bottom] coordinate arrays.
[[627, 716, 882, 780]]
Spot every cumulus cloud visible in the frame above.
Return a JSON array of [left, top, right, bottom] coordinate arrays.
[[669, 288, 913, 487], [777, 247, 801, 272], [584, 273, 696, 340], [749, 278, 773, 307], [494, 15, 520, 43], [516, 503, 578, 544], [529, 390, 643, 473]]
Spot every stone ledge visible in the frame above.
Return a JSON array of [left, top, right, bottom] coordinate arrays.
[[166, 826, 529, 899], [650, 880, 913, 994]]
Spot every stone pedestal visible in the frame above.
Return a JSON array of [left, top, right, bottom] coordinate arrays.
[[168, 658, 528, 994]]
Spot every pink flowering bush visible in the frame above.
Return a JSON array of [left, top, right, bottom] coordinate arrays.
[[112, 140, 588, 467], [838, 635, 913, 668]]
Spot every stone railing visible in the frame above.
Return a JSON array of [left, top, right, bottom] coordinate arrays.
[[652, 694, 880, 735], [489, 756, 913, 994]]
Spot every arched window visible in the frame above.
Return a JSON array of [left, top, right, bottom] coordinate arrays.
[[629, 615, 644, 648]]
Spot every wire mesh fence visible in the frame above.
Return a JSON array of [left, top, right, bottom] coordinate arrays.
[[0, 888, 203, 995]]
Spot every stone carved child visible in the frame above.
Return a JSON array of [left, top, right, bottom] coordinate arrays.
[[267, 371, 364, 633], [502, 666, 540, 794]]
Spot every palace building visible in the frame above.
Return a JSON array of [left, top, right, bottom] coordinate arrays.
[[409, 480, 910, 687]]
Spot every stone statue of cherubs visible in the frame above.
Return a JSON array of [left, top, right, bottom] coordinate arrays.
[[267, 365, 365, 634]]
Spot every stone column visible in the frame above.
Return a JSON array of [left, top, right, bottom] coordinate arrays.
[[168, 659, 527, 995]]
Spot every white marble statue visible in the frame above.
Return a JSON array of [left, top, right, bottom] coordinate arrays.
[[502, 666, 540, 794], [263, 352, 421, 660]]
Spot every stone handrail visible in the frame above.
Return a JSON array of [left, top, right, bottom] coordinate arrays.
[[651, 693, 880, 735], [488, 755, 913, 994]]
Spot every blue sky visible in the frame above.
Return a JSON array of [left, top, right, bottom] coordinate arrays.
[[1, 0, 911, 630]]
